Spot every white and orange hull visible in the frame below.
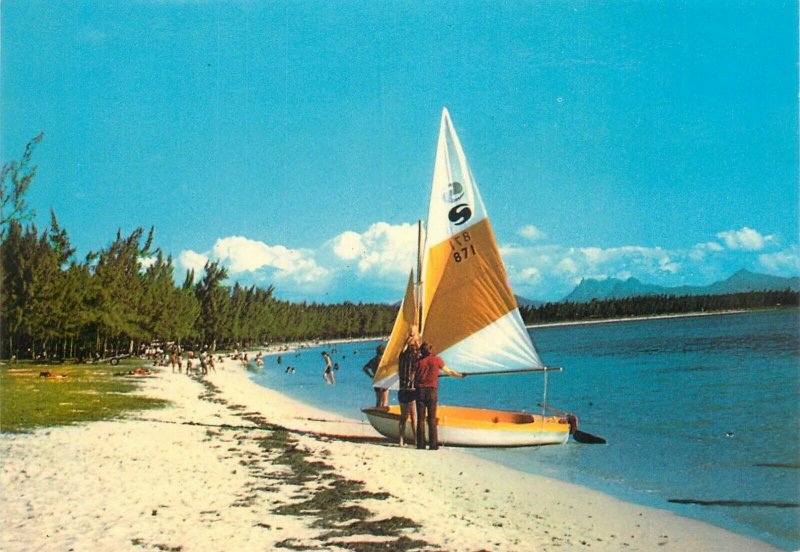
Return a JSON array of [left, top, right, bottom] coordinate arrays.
[[362, 404, 570, 447]]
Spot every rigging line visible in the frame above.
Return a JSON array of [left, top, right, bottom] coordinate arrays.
[[442, 366, 562, 377]]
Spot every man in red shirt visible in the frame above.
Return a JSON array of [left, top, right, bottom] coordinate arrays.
[[415, 342, 464, 450]]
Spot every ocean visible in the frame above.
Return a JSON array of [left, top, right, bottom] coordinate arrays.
[[247, 309, 800, 550]]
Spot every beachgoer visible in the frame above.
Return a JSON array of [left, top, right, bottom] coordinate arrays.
[[415, 341, 464, 450], [170, 350, 180, 373], [362, 344, 389, 407], [322, 352, 335, 384], [398, 327, 420, 446]]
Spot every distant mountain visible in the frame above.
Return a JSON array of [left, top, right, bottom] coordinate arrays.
[[515, 294, 544, 308], [561, 269, 800, 303]]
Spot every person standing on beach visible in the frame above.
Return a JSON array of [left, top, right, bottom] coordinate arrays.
[[322, 351, 335, 384], [362, 344, 389, 407], [199, 350, 209, 375], [415, 341, 464, 450], [169, 346, 181, 373], [397, 328, 420, 446]]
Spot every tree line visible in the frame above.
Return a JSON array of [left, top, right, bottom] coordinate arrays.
[[519, 290, 799, 325], [0, 217, 397, 360]]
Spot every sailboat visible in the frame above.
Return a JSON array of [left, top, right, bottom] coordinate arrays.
[[362, 108, 572, 447]]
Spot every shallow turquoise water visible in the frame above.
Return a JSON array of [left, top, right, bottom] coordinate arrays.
[[249, 309, 800, 550]]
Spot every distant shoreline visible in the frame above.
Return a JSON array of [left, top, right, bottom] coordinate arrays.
[[525, 309, 752, 329], [258, 309, 783, 352]]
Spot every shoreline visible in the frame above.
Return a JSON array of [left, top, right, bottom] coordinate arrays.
[[1, 356, 780, 551], [265, 309, 774, 351], [525, 308, 751, 329]]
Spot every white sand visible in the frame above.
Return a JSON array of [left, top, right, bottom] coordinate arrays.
[[1, 357, 779, 551]]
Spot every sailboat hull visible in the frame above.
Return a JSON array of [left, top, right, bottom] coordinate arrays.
[[362, 405, 570, 447]]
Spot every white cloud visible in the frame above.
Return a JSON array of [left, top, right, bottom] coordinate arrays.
[[689, 241, 724, 261], [758, 246, 800, 274], [571, 245, 677, 275], [519, 267, 542, 284], [330, 231, 365, 261], [555, 258, 579, 276], [579, 246, 606, 265], [659, 257, 680, 274], [178, 249, 209, 275], [212, 236, 329, 285], [327, 222, 417, 278], [716, 227, 775, 251], [177, 237, 330, 292], [518, 224, 546, 242]]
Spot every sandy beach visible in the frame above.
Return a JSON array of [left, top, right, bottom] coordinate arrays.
[[1, 356, 779, 551]]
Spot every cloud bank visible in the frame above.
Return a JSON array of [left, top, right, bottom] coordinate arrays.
[[177, 224, 798, 303]]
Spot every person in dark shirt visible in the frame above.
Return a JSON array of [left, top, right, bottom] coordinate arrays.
[[397, 327, 420, 446], [415, 341, 464, 450], [362, 344, 388, 407]]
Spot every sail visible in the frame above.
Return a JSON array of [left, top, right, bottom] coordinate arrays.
[[420, 108, 544, 374], [373, 270, 417, 390]]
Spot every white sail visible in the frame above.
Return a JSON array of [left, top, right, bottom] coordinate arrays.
[[420, 108, 544, 374]]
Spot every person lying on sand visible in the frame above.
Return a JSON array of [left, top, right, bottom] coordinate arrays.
[[38, 371, 68, 379], [112, 368, 153, 377]]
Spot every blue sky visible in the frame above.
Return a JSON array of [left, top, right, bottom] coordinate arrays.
[[2, 0, 797, 302]]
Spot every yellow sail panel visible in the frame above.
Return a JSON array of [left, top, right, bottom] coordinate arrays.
[[422, 218, 516, 355], [373, 271, 417, 390]]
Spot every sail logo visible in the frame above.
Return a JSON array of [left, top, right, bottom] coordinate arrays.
[[442, 181, 465, 203], [448, 203, 472, 226]]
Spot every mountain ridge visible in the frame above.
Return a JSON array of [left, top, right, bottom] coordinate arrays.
[[560, 269, 800, 303]]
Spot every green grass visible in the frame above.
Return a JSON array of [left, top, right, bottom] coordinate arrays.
[[0, 359, 168, 433]]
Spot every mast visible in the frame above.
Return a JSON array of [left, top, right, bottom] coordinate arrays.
[[417, 219, 424, 332]]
